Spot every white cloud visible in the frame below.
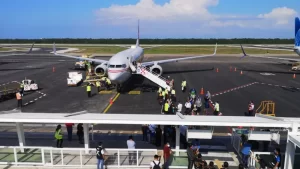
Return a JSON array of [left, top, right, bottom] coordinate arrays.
[[258, 7, 297, 25], [95, 0, 298, 38]]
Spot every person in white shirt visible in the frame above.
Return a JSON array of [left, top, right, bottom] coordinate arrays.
[[150, 155, 162, 169], [177, 101, 183, 113], [127, 136, 136, 165], [185, 100, 192, 115]]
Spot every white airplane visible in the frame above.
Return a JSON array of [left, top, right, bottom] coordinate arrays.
[[53, 23, 217, 92], [239, 17, 300, 59]]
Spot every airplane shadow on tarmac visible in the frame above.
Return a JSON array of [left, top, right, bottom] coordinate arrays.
[[281, 87, 300, 92]]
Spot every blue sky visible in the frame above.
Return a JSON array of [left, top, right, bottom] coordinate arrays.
[[0, 0, 299, 38]]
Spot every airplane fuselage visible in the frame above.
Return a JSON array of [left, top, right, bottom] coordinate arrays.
[[107, 46, 144, 84]]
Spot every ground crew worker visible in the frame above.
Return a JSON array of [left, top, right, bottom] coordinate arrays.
[[181, 80, 186, 92], [16, 91, 22, 108], [165, 88, 169, 100], [171, 89, 176, 102], [158, 87, 162, 94], [162, 90, 166, 101], [214, 101, 220, 116], [96, 81, 101, 92], [55, 124, 63, 148], [87, 83, 92, 97], [247, 101, 255, 116], [105, 78, 111, 90], [164, 101, 169, 114], [20, 83, 24, 96]]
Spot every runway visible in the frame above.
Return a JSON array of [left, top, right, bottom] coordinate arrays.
[[1, 52, 300, 132]]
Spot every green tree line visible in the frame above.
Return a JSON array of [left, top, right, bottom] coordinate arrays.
[[0, 38, 294, 44]]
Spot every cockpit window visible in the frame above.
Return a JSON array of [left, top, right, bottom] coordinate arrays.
[[115, 65, 122, 68], [109, 65, 115, 68]]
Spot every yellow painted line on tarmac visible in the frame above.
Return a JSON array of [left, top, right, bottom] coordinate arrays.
[[128, 91, 141, 95], [103, 93, 120, 114]]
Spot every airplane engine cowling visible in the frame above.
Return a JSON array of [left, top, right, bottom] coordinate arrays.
[[94, 64, 107, 76], [150, 65, 163, 76]]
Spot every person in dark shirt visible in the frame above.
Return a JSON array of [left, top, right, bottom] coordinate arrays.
[[273, 148, 281, 169], [77, 123, 84, 144], [187, 143, 197, 169], [155, 125, 162, 147]]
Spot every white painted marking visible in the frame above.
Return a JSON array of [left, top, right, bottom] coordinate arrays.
[[282, 86, 286, 87], [39, 96, 42, 99], [30, 101, 34, 103], [34, 98, 38, 101], [24, 103, 28, 106]]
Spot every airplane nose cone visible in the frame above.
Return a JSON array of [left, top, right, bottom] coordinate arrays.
[[108, 71, 121, 84]]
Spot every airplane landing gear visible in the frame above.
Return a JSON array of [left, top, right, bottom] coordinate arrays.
[[116, 84, 122, 93]]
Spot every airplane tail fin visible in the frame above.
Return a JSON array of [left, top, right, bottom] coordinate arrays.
[[295, 17, 300, 47], [240, 44, 248, 59], [26, 42, 35, 54], [136, 20, 140, 47]]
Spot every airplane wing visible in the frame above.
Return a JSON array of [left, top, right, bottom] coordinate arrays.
[[0, 43, 35, 57], [228, 45, 294, 51], [52, 43, 108, 64], [240, 44, 300, 62], [141, 43, 217, 66]]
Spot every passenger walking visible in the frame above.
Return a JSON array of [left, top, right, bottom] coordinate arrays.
[[96, 81, 101, 92], [195, 97, 202, 115], [187, 143, 197, 169], [221, 162, 229, 169], [171, 89, 176, 102], [241, 140, 252, 168], [184, 100, 192, 115], [163, 142, 172, 169], [177, 101, 183, 114], [86, 83, 92, 97], [181, 80, 187, 92], [141, 124, 148, 142], [213, 101, 220, 116], [65, 123, 74, 141], [248, 101, 255, 116], [204, 101, 210, 115], [16, 91, 22, 108], [96, 142, 105, 169], [155, 125, 162, 147], [273, 148, 281, 169], [77, 123, 84, 144], [127, 136, 136, 165], [150, 155, 162, 169], [55, 125, 63, 148], [206, 91, 211, 101]]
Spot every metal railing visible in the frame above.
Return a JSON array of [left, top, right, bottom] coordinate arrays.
[[0, 146, 190, 168]]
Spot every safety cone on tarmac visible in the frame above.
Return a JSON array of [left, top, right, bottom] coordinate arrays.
[[200, 87, 204, 95], [109, 97, 114, 105], [293, 73, 296, 79]]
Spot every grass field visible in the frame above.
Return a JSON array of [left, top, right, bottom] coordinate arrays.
[[66, 46, 295, 55], [0, 47, 11, 51]]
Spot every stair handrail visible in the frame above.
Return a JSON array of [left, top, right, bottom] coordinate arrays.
[[139, 66, 169, 83]]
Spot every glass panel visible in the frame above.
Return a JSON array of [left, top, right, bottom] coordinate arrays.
[[0, 148, 15, 163], [115, 65, 122, 68], [109, 65, 115, 68], [16, 148, 42, 163]]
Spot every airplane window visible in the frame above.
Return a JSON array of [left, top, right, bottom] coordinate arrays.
[[109, 65, 115, 68], [122, 64, 126, 68], [115, 65, 122, 68]]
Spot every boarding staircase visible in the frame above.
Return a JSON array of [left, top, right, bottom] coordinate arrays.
[[129, 61, 171, 91]]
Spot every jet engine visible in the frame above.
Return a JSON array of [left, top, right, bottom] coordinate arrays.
[[94, 63, 107, 76], [150, 65, 163, 76]]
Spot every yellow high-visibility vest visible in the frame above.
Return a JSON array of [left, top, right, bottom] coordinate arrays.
[[106, 79, 111, 85], [181, 81, 186, 87], [87, 85, 91, 92], [55, 129, 63, 140], [162, 91, 165, 97], [96, 81, 101, 87], [214, 103, 220, 111], [165, 89, 168, 94], [158, 87, 162, 93], [164, 103, 169, 112], [171, 89, 175, 95]]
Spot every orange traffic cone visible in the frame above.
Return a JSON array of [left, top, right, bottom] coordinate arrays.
[[293, 74, 296, 79], [216, 68, 219, 73], [234, 67, 237, 72], [240, 70, 243, 75], [200, 87, 204, 95], [109, 97, 114, 105], [52, 67, 55, 72]]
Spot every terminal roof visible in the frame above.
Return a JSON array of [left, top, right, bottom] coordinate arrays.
[[0, 112, 292, 128]]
